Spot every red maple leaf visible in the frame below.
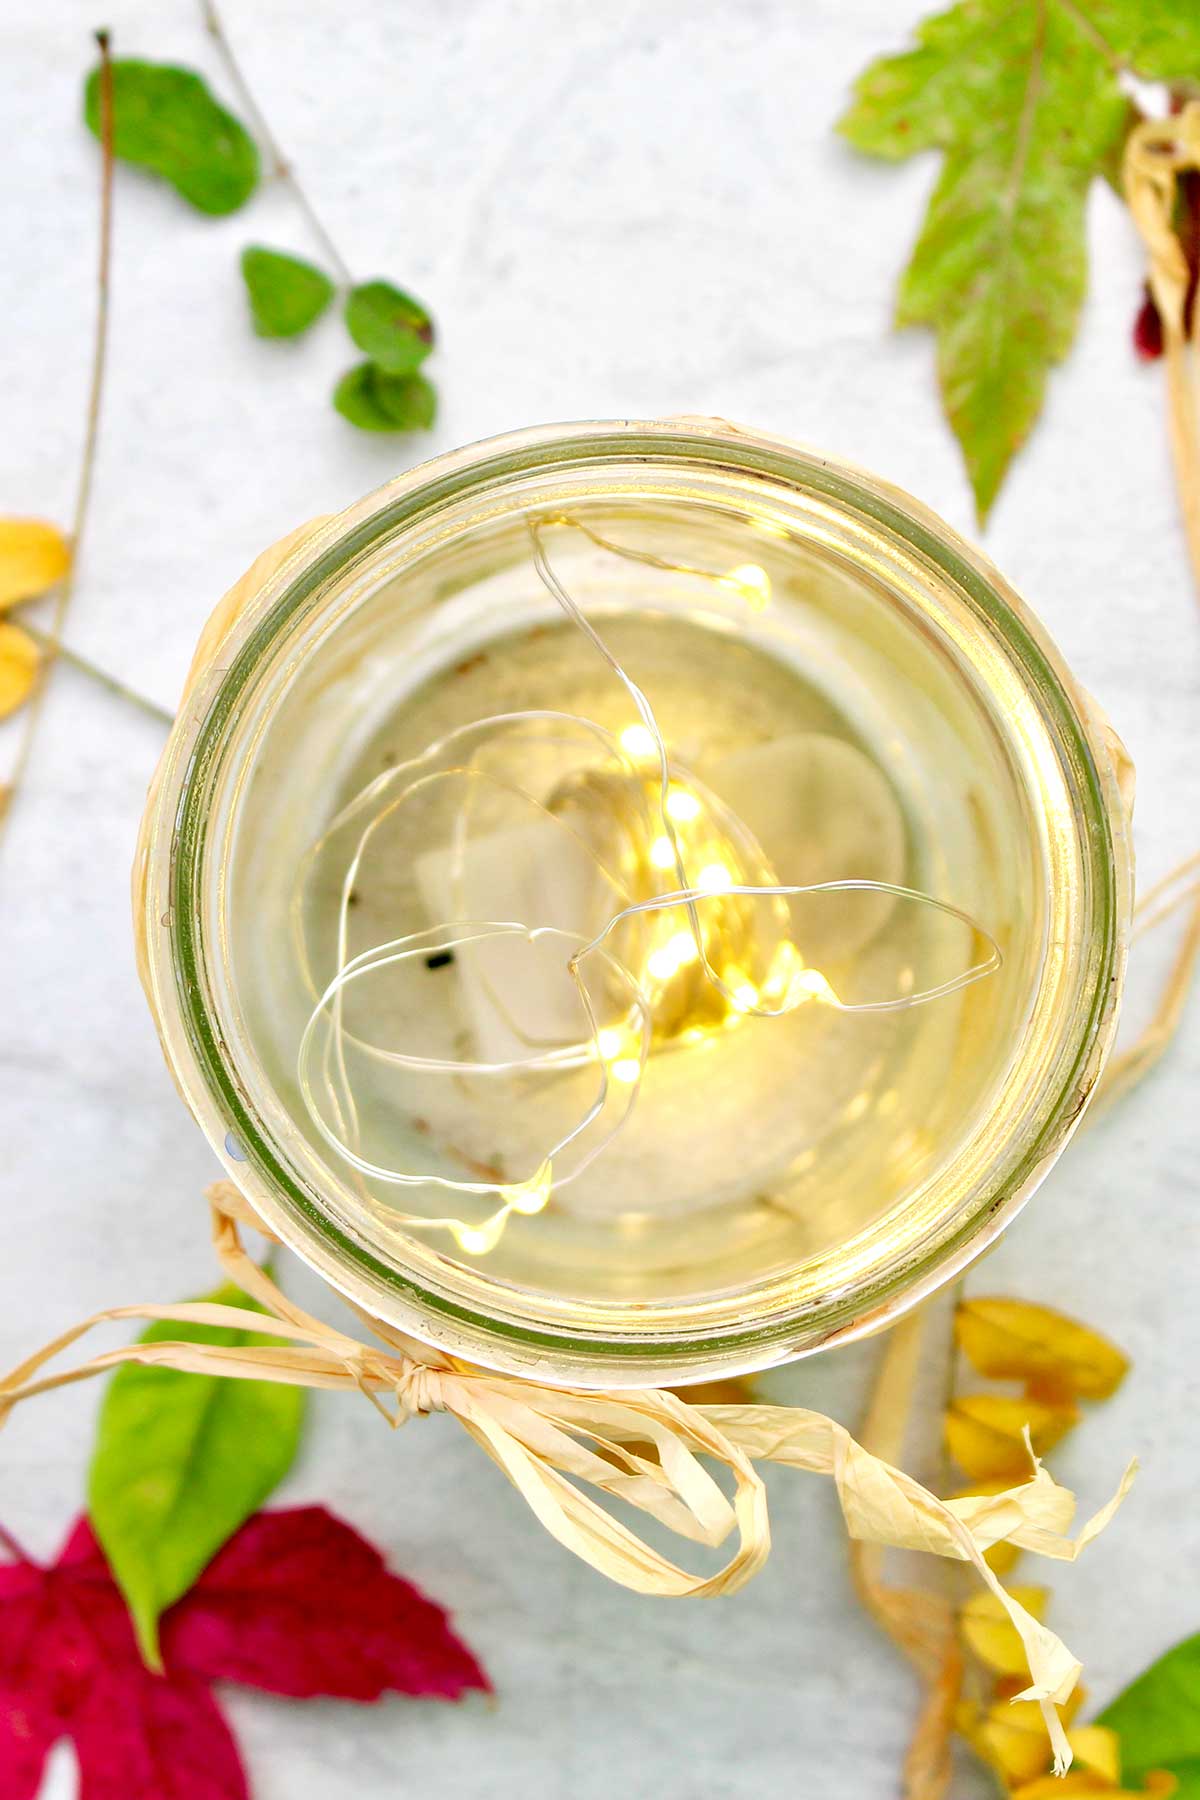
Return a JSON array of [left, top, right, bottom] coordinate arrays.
[[0, 1507, 489, 1798]]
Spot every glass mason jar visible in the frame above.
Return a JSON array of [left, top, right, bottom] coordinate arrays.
[[135, 419, 1131, 1387]]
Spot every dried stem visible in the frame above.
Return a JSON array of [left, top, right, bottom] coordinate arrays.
[[1124, 105, 1200, 598], [850, 1306, 963, 1800], [17, 622, 173, 730], [0, 29, 116, 829], [199, 0, 353, 286]]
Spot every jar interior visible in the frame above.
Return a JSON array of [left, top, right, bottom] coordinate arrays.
[[221, 485, 1048, 1317]]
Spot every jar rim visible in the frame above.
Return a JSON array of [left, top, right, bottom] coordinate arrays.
[[138, 418, 1131, 1385]]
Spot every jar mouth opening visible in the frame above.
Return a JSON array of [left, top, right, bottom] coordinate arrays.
[[143, 420, 1129, 1385]]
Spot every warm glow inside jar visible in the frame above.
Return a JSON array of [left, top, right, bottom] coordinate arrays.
[[138, 420, 1131, 1386]]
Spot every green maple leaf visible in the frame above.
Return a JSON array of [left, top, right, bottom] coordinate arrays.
[[839, 0, 1200, 523]]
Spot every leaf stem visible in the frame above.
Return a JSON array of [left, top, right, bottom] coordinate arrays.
[[199, 0, 354, 286], [0, 28, 115, 831], [16, 621, 173, 729]]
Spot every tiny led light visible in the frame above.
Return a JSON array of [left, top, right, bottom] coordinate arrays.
[[501, 1163, 553, 1215], [789, 968, 836, 1005], [646, 930, 700, 982], [696, 862, 732, 893], [619, 724, 657, 759], [649, 835, 677, 869], [610, 1057, 642, 1084], [664, 786, 701, 823], [727, 563, 771, 611], [455, 1210, 508, 1256], [596, 1027, 624, 1060]]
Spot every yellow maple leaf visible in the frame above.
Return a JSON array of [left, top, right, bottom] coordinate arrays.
[[959, 1585, 1049, 1676], [956, 1298, 1129, 1400], [0, 623, 42, 719], [945, 1392, 1079, 1481], [0, 518, 70, 611]]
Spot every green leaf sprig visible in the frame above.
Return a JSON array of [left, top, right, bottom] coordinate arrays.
[[1100, 1632, 1200, 1797], [242, 259, 440, 432], [87, 1276, 306, 1668], [84, 52, 439, 434], [840, 0, 1200, 522]]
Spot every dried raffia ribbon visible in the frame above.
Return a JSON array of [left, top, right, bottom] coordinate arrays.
[[1125, 101, 1200, 596], [0, 1178, 1133, 1766], [1115, 107, 1200, 1108]]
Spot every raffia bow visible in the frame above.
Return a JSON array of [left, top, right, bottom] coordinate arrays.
[[0, 1179, 1132, 1771], [1125, 100, 1200, 594]]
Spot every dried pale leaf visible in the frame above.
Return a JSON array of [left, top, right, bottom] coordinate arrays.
[[956, 1299, 1129, 1400], [946, 1393, 1079, 1481], [0, 622, 41, 719], [0, 518, 70, 610], [960, 1585, 1049, 1676], [1067, 1726, 1122, 1785]]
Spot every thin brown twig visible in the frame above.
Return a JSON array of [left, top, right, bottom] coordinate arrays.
[[199, 0, 353, 286], [0, 29, 116, 830]]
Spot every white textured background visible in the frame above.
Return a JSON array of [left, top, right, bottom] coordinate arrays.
[[2, 4, 1198, 1796]]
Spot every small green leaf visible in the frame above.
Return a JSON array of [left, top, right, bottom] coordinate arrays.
[[333, 362, 437, 432], [83, 59, 259, 216], [1099, 1632, 1200, 1791], [240, 246, 335, 338], [87, 1279, 306, 1668], [344, 281, 434, 374]]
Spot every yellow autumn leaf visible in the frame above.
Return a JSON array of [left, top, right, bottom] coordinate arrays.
[[1067, 1725, 1122, 1785], [1012, 1777, 1175, 1799], [945, 1392, 1079, 1481], [0, 623, 41, 719], [1011, 1779, 1121, 1798], [959, 1585, 1048, 1676], [0, 518, 70, 610], [956, 1298, 1129, 1400], [972, 1697, 1059, 1785]]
